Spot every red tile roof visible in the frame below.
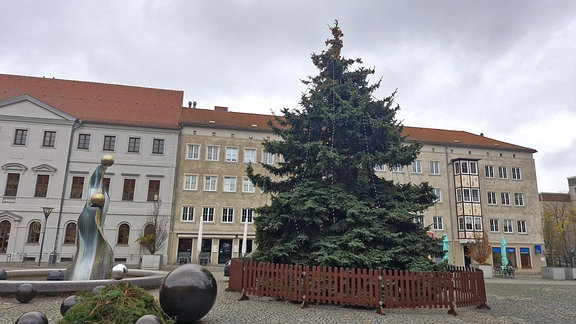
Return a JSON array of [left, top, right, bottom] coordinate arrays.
[[181, 108, 537, 153], [0, 74, 183, 129]]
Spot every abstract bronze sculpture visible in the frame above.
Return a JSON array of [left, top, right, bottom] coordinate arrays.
[[66, 155, 114, 280]]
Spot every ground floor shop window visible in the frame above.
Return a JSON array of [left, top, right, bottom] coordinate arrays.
[[520, 247, 531, 268]]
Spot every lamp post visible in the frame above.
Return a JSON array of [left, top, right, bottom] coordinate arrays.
[[38, 207, 53, 266]]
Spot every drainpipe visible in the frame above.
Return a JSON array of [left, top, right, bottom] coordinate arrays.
[[445, 145, 456, 264], [52, 119, 83, 258]]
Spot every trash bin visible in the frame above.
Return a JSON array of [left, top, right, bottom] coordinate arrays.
[[48, 252, 57, 264]]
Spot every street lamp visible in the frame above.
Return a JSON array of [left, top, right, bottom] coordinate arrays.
[[38, 207, 53, 266]]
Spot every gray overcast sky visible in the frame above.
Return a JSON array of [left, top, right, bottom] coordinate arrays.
[[2, 1, 575, 193]]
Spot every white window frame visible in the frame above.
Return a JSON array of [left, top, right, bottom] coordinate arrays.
[[202, 207, 215, 222], [514, 193, 524, 206], [461, 161, 469, 174], [242, 177, 255, 193], [225, 147, 239, 162], [485, 165, 494, 178], [429, 161, 440, 175], [221, 207, 234, 223], [454, 161, 460, 175], [456, 188, 462, 202], [206, 145, 220, 161], [501, 192, 510, 206], [183, 174, 198, 191], [474, 217, 482, 231], [465, 216, 473, 230], [241, 209, 253, 223], [487, 192, 497, 205], [498, 166, 508, 179], [411, 160, 422, 174], [186, 144, 200, 160], [469, 161, 478, 175], [490, 219, 499, 232], [244, 148, 257, 163], [433, 188, 442, 202], [517, 220, 527, 234], [181, 206, 194, 222], [262, 150, 275, 165], [374, 164, 386, 172], [203, 175, 218, 192], [458, 217, 465, 230], [433, 216, 443, 230], [392, 164, 404, 173], [463, 188, 471, 202], [512, 167, 522, 180], [223, 176, 237, 192], [471, 188, 480, 202], [504, 219, 513, 233]]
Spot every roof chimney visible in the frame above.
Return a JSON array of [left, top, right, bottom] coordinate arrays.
[[214, 106, 228, 112]]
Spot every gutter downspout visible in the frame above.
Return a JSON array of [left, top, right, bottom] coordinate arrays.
[[445, 145, 456, 264], [52, 119, 83, 257]]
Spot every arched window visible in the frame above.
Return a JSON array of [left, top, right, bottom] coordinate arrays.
[[64, 223, 77, 244], [0, 220, 11, 253], [117, 223, 130, 245], [27, 221, 41, 243], [144, 223, 155, 237]]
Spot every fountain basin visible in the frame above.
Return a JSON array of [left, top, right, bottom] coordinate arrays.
[[0, 268, 167, 294]]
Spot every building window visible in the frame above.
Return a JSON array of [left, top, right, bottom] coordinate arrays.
[[0, 220, 11, 253], [487, 192, 497, 205], [498, 166, 508, 179], [225, 147, 239, 162], [242, 177, 255, 193], [206, 145, 219, 161], [454, 161, 460, 175], [504, 219, 513, 233], [117, 224, 130, 244], [433, 216, 443, 230], [64, 223, 77, 244], [122, 179, 135, 201], [485, 165, 494, 178], [414, 215, 424, 226], [456, 189, 462, 202], [222, 208, 234, 223], [241, 209, 253, 223], [512, 167, 522, 180], [103, 177, 111, 192], [181, 206, 194, 221], [501, 192, 510, 206], [103, 135, 116, 151], [471, 188, 480, 202], [77, 133, 91, 149], [520, 248, 531, 268], [411, 160, 422, 173], [27, 221, 41, 243], [204, 176, 217, 191], [429, 161, 440, 175], [374, 164, 386, 171], [392, 164, 404, 173], [470, 161, 478, 175], [202, 207, 215, 222], [42, 131, 56, 147], [514, 193, 524, 206], [490, 219, 499, 232], [463, 188, 471, 202], [458, 217, 465, 230], [152, 139, 165, 154], [70, 176, 84, 199], [262, 151, 275, 165], [183, 174, 198, 191], [474, 217, 482, 231], [433, 188, 442, 202], [465, 216, 473, 230], [128, 137, 141, 153], [223, 177, 237, 192], [4, 173, 21, 197], [34, 175, 50, 197], [147, 180, 160, 201], [517, 220, 527, 234], [460, 161, 469, 174], [244, 148, 257, 163], [186, 144, 200, 160], [13, 129, 28, 145]]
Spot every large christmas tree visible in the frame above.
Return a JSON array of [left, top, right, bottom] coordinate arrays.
[[247, 22, 442, 271]]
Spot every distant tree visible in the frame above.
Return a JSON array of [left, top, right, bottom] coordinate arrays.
[[542, 200, 576, 259], [247, 21, 442, 271], [135, 199, 169, 255]]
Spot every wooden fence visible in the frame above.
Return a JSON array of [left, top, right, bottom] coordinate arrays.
[[227, 260, 490, 316]]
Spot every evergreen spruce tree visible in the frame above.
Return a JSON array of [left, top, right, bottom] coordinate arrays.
[[247, 21, 442, 270]]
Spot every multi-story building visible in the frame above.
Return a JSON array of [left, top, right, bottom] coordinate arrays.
[[0, 74, 182, 266]]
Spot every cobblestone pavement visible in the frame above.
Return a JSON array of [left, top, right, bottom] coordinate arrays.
[[1, 265, 576, 323]]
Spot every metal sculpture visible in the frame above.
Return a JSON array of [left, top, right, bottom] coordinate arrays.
[[66, 155, 114, 280]]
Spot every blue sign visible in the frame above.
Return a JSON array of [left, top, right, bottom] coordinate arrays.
[[534, 245, 542, 254], [492, 247, 501, 253]]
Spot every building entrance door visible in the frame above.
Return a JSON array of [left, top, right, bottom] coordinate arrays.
[[218, 239, 232, 264]]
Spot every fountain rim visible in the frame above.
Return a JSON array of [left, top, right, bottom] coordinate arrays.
[[0, 268, 168, 294]]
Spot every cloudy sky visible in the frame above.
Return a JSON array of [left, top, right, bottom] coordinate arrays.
[[1, 1, 575, 193]]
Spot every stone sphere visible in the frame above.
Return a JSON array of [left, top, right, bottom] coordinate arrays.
[[101, 154, 115, 166], [111, 264, 128, 279], [16, 283, 36, 303], [47, 270, 65, 281], [92, 285, 106, 294], [159, 264, 217, 323], [135, 314, 162, 324], [0, 268, 6, 280], [91, 193, 106, 207], [60, 295, 83, 316], [15, 311, 48, 324]]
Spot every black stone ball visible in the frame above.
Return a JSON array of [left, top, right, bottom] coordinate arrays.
[[47, 270, 65, 281], [135, 314, 162, 324], [16, 283, 36, 303], [60, 295, 83, 316], [0, 269, 6, 280], [15, 311, 48, 324], [92, 285, 106, 294], [159, 264, 217, 323]]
